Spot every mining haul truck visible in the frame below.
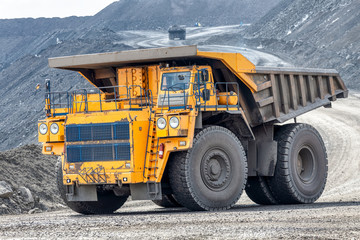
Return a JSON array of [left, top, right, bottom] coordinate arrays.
[[168, 25, 186, 40], [38, 45, 348, 214]]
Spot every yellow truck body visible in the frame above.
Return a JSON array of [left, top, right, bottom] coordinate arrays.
[[38, 46, 347, 213]]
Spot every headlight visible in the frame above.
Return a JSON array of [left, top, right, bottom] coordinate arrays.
[[39, 123, 48, 135], [50, 123, 59, 134], [157, 117, 167, 130], [169, 117, 179, 129]]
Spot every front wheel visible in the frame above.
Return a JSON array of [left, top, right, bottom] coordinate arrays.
[[268, 123, 328, 204], [169, 126, 248, 211], [56, 159, 128, 214]]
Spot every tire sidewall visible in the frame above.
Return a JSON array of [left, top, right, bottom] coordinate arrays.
[[288, 126, 327, 201], [186, 127, 247, 209]]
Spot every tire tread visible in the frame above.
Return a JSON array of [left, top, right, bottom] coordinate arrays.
[[169, 126, 247, 211]]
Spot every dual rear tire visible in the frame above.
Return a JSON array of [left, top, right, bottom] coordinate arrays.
[[245, 123, 328, 205]]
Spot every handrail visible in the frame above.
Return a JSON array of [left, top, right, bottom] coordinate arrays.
[[214, 82, 241, 111], [158, 81, 241, 112], [45, 84, 153, 116], [45, 81, 241, 116]]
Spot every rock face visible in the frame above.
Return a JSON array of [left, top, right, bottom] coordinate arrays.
[[86, 0, 281, 31], [0, 181, 13, 198], [243, 0, 360, 89]]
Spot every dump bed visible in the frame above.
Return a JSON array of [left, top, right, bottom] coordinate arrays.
[[250, 66, 348, 124], [49, 45, 348, 126]]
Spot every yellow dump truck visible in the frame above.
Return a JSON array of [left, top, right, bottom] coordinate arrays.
[[38, 46, 348, 214]]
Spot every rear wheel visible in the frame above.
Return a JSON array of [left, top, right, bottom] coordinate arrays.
[[268, 124, 328, 204], [245, 176, 278, 205], [169, 126, 247, 211], [152, 194, 182, 208], [56, 159, 128, 214]]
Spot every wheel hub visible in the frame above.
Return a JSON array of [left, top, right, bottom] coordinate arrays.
[[209, 160, 221, 179], [296, 146, 316, 183], [201, 149, 231, 191]]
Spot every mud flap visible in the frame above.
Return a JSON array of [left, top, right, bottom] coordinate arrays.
[[66, 185, 98, 202], [257, 141, 277, 176], [248, 140, 278, 177], [130, 183, 162, 200]]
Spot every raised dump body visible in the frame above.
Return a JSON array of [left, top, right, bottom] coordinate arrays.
[[250, 66, 347, 123], [39, 46, 347, 214]]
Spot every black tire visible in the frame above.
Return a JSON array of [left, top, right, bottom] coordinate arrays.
[[152, 194, 182, 208], [56, 158, 128, 214], [245, 176, 278, 205], [268, 123, 328, 204], [169, 126, 247, 211]]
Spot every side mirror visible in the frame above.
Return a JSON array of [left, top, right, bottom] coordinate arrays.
[[197, 69, 209, 83], [202, 70, 209, 82], [45, 79, 51, 92], [202, 89, 210, 101]]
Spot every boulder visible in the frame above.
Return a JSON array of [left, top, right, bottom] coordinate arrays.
[[0, 181, 13, 198], [18, 186, 34, 205], [28, 208, 41, 214]]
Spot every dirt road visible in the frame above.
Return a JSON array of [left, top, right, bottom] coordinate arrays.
[[0, 94, 359, 239]]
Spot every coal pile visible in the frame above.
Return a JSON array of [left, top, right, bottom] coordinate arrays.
[[0, 145, 64, 215]]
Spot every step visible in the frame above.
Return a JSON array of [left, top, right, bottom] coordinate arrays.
[[146, 166, 158, 169]]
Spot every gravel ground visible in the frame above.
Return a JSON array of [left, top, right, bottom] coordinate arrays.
[[0, 94, 359, 239], [0, 201, 358, 239]]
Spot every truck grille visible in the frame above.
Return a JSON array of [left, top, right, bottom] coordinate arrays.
[[66, 143, 130, 162], [66, 122, 129, 142], [65, 121, 131, 163]]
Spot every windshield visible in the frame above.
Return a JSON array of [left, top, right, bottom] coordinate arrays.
[[161, 72, 191, 91]]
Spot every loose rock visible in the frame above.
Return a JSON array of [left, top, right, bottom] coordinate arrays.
[[0, 181, 13, 198], [28, 208, 41, 214], [18, 187, 35, 205]]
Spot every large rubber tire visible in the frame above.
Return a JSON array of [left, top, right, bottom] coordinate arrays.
[[152, 194, 182, 208], [56, 159, 128, 214], [169, 126, 248, 211], [268, 123, 328, 204], [245, 176, 278, 205]]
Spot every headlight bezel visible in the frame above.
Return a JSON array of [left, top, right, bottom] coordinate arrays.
[[169, 117, 180, 129], [157, 117, 167, 130], [50, 123, 59, 134], [39, 123, 48, 135]]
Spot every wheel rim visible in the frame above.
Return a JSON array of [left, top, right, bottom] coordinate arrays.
[[200, 148, 232, 191], [296, 145, 316, 183]]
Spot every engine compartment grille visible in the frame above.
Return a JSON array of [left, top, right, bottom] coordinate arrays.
[[66, 122, 129, 142], [66, 143, 130, 162], [65, 121, 131, 163]]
